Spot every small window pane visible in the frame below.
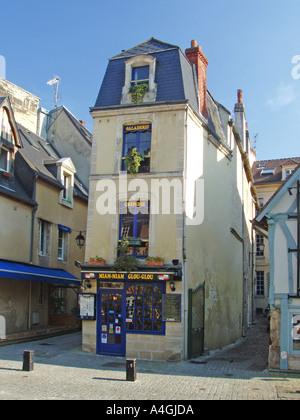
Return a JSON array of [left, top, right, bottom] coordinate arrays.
[[132, 66, 149, 83], [125, 283, 165, 334]]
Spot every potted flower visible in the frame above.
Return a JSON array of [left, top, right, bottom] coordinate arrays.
[[129, 83, 149, 104], [145, 256, 164, 266], [125, 147, 144, 174], [114, 255, 139, 273], [114, 237, 138, 273], [89, 256, 106, 265]]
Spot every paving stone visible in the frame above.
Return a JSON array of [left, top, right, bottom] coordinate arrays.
[[0, 316, 299, 400]]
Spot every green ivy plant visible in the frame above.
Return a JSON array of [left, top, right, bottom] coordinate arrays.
[[125, 147, 144, 174], [129, 83, 149, 104]]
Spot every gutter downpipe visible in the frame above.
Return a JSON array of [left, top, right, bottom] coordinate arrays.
[[28, 173, 38, 331], [183, 105, 189, 360], [30, 173, 38, 263]]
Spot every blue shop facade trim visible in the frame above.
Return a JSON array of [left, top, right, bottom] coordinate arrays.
[[80, 265, 182, 357]]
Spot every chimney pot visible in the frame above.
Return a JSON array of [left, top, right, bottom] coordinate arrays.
[[191, 40, 198, 48], [237, 89, 243, 104]]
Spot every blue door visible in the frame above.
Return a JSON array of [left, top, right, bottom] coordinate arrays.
[[97, 288, 126, 356]]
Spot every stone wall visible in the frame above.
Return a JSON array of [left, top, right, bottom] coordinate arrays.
[[269, 309, 280, 369]]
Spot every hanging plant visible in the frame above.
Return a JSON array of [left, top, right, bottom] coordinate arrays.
[[125, 147, 144, 174], [129, 83, 149, 104]]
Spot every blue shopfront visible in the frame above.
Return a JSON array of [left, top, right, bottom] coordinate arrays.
[[80, 268, 182, 357]]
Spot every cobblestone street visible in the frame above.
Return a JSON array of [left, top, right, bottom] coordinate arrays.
[[0, 316, 299, 401]]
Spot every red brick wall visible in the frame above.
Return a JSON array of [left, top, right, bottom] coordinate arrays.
[[185, 42, 209, 120]]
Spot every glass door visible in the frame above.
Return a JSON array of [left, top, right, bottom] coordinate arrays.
[[97, 286, 125, 356]]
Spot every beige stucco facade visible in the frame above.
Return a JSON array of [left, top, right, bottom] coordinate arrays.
[[0, 196, 32, 263], [82, 100, 256, 360]]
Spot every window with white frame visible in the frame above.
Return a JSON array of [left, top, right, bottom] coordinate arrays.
[[57, 228, 69, 261], [38, 219, 51, 256], [255, 271, 265, 296], [0, 108, 15, 174], [62, 172, 72, 202], [256, 234, 264, 256], [0, 146, 10, 172], [57, 159, 76, 208], [0, 108, 15, 144]]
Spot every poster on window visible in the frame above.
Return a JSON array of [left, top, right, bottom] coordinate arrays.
[[77, 294, 96, 320]]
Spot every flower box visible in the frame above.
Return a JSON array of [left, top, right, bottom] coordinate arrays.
[[146, 260, 164, 266], [89, 259, 106, 265]]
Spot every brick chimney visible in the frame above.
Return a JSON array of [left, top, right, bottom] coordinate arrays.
[[185, 40, 209, 119]]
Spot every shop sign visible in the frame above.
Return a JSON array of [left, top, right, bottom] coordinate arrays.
[[125, 124, 150, 132], [97, 272, 174, 282], [84, 273, 96, 279]]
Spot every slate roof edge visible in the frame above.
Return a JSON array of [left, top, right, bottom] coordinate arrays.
[[109, 37, 180, 60], [0, 184, 37, 207], [90, 99, 190, 112]]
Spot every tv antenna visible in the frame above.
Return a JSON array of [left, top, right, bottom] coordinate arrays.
[[47, 76, 60, 108], [253, 133, 259, 152]]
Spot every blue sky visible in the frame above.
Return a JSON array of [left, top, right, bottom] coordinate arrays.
[[0, 0, 299, 161]]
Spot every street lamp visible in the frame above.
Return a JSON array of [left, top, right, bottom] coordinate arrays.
[[75, 231, 85, 249]]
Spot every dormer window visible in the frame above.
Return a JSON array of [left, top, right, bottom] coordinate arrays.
[[121, 55, 157, 105], [62, 172, 72, 202], [1, 108, 15, 144], [131, 66, 149, 86], [0, 108, 16, 176], [282, 167, 295, 181], [0, 146, 11, 172], [56, 158, 76, 208]]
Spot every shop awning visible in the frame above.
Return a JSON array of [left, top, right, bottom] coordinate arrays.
[[0, 260, 80, 285]]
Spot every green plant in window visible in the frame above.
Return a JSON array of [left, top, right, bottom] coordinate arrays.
[[114, 236, 138, 272], [129, 83, 149, 104], [125, 147, 144, 174]]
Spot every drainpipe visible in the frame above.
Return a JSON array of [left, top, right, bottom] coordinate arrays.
[[183, 106, 188, 360], [28, 173, 38, 330], [30, 173, 38, 263]]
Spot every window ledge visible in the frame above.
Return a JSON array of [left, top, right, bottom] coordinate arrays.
[[1, 171, 13, 178], [59, 197, 74, 209]]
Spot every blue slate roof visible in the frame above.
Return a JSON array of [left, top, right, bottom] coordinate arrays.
[[93, 38, 228, 144], [93, 38, 199, 111], [109, 38, 179, 60]]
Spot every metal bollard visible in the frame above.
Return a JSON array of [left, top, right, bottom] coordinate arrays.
[[23, 350, 34, 372], [126, 359, 136, 381]]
